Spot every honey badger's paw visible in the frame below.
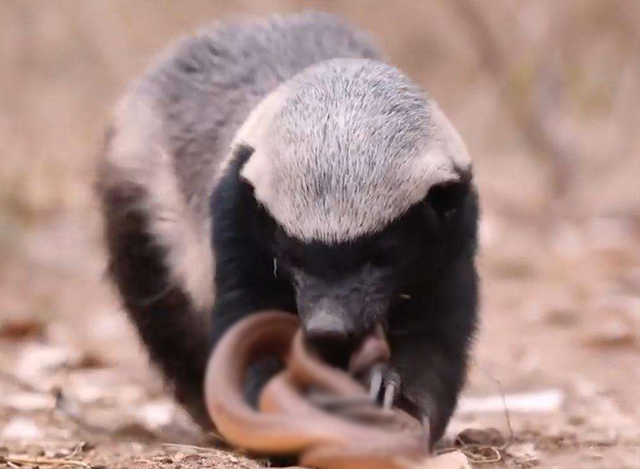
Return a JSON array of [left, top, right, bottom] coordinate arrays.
[[364, 364, 432, 442], [366, 363, 402, 409]]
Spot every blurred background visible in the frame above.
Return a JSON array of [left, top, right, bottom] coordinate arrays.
[[0, 1, 638, 468]]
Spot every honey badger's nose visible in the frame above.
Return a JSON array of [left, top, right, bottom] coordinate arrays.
[[303, 310, 357, 366], [305, 310, 350, 343]]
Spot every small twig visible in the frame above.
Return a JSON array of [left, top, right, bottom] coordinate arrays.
[[433, 362, 516, 464], [64, 442, 88, 460], [436, 444, 502, 464], [161, 443, 218, 454], [472, 361, 515, 450], [457, 444, 502, 464], [0, 455, 92, 468], [52, 387, 112, 435]]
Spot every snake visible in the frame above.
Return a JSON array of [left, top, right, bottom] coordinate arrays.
[[204, 310, 431, 469]]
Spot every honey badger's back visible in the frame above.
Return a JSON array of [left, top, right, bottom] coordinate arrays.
[[97, 13, 379, 425]]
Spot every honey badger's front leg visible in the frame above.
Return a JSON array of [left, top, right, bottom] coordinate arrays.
[[373, 258, 478, 447], [388, 332, 472, 446], [363, 333, 471, 446]]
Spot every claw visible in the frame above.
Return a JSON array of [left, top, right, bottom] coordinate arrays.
[[382, 381, 396, 410], [368, 366, 383, 400], [421, 415, 431, 449]]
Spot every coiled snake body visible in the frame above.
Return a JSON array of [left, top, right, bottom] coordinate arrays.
[[205, 311, 462, 469]]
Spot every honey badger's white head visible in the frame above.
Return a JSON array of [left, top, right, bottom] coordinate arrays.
[[237, 59, 470, 243], [231, 59, 474, 359]]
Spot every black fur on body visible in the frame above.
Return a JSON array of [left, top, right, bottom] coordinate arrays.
[[214, 144, 479, 442], [97, 13, 479, 445]]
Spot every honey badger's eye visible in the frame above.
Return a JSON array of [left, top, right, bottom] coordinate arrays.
[[280, 242, 305, 269], [286, 252, 304, 269], [427, 181, 468, 218], [367, 249, 391, 268], [366, 236, 402, 268]]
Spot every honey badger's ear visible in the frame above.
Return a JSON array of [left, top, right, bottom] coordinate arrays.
[[426, 178, 470, 218], [239, 144, 273, 202], [401, 98, 472, 213], [231, 86, 289, 207], [232, 144, 256, 170]]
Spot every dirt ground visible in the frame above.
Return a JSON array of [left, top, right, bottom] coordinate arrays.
[[1, 1, 639, 468], [2, 206, 638, 469]]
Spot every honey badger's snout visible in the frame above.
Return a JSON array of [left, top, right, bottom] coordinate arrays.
[[295, 276, 389, 367]]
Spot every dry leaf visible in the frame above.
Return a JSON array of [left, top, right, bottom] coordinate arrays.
[[456, 427, 506, 447], [0, 318, 45, 340]]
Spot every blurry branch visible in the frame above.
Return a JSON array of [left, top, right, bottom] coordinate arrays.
[[79, 1, 132, 88], [604, 54, 640, 162], [451, 0, 577, 214], [0, 369, 46, 393], [449, 0, 504, 79], [0, 455, 91, 469]]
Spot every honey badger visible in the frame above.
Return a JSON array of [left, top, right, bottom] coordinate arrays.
[[97, 12, 479, 445]]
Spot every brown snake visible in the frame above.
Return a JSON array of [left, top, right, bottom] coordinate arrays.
[[204, 311, 432, 469]]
